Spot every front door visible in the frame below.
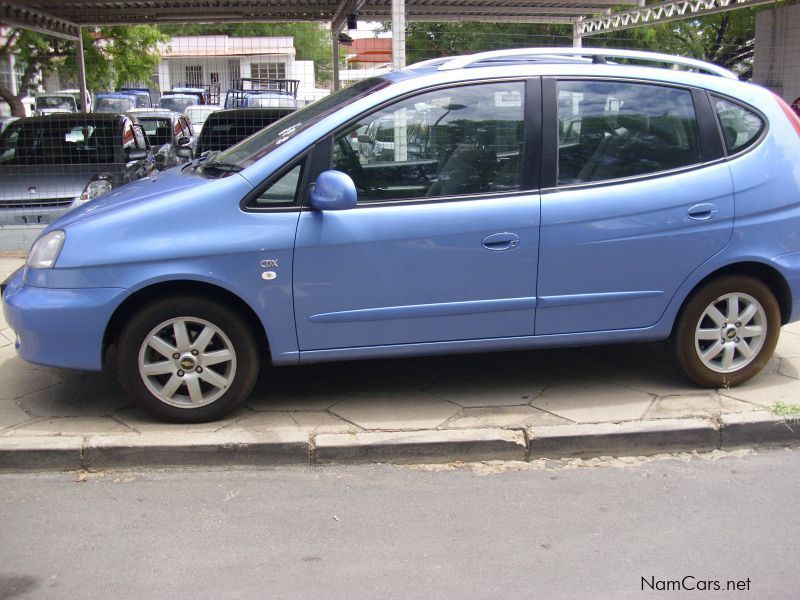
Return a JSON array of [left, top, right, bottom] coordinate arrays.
[[293, 80, 540, 351]]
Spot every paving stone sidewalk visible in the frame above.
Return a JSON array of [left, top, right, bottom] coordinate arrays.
[[2, 255, 800, 468]]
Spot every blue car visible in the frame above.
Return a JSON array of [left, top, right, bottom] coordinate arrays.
[[4, 48, 800, 422]]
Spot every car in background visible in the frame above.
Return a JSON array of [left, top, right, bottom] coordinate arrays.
[[57, 89, 92, 112], [127, 108, 194, 170], [193, 107, 295, 156], [223, 78, 300, 109], [0, 113, 155, 225], [94, 92, 138, 114], [184, 105, 221, 136], [4, 48, 800, 424], [33, 93, 78, 116], [157, 93, 199, 114], [241, 92, 297, 109], [117, 88, 153, 109]]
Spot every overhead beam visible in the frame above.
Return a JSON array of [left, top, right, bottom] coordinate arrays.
[[1, 1, 80, 40], [579, 0, 779, 36]]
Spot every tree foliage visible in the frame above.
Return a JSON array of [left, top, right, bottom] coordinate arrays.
[[0, 26, 166, 117], [158, 23, 333, 83], [590, 9, 759, 77], [404, 22, 572, 64], [403, 9, 759, 77]]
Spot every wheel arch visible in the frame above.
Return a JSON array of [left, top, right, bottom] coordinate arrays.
[[103, 280, 269, 367], [675, 261, 792, 330]]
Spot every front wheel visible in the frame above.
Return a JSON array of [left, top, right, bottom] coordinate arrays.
[[118, 295, 260, 422], [667, 275, 780, 388]]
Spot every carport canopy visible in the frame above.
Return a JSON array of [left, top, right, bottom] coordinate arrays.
[[2, 0, 775, 107]]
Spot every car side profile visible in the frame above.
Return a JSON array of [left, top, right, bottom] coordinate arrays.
[[3, 48, 800, 423]]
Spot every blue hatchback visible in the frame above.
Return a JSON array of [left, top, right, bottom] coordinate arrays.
[[4, 48, 800, 422]]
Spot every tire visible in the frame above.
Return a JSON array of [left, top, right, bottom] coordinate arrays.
[[667, 275, 780, 388], [117, 295, 260, 423]]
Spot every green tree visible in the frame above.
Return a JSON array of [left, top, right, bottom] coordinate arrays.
[[590, 9, 760, 77], [404, 22, 572, 64], [0, 26, 166, 117], [401, 10, 761, 77], [158, 23, 333, 83]]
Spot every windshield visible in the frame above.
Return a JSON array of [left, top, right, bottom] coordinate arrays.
[[214, 77, 389, 169], [95, 97, 135, 113], [35, 96, 76, 111], [245, 94, 297, 109], [139, 118, 172, 145], [159, 96, 198, 113], [0, 119, 118, 165]]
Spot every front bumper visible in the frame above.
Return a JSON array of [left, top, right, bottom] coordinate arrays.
[[1, 268, 130, 371], [0, 201, 80, 226]]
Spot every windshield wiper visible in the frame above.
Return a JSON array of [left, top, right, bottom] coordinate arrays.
[[201, 160, 243, 177]]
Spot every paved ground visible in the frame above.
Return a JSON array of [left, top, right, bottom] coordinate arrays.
[[3, 255, 800, 460], [1, 448, 797, 599]]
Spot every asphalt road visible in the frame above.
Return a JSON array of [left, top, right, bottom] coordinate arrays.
[[1, 448, 797, 600]]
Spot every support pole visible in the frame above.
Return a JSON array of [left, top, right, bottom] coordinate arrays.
[[332, 30, 340, 91], [76, 26, 89, 111], [391, 0, 406, 71], [572, 20, 583, 48]]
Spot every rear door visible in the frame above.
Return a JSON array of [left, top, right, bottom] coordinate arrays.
[[535, 78, 733, 335]]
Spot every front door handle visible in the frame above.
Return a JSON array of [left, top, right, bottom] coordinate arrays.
[[482, 232, 520, 251], [687, 203, 719, 221]]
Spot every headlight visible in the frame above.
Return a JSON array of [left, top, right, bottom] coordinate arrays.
[[27, 230, 65, 269], [80, 176, 113, 201]]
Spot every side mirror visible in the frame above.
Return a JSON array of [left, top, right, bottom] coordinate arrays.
[[310, 170, 357, 211], [176, 146, 193, 158], [126, 148, 148, 162], [357, 134, 372, 144], [177, 136, 190, 147]]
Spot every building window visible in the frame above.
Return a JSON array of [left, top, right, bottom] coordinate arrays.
[[251, 62, 286, 80], [184, 65, 203, 86]]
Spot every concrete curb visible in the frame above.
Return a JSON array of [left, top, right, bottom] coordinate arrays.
[[528, 419, 719, 459], [83, 431, 311, 469], [0, 436, 83, 471], [314, 429, 527, 464], [0, 412, 798, 470], [720, 411, 800, 448]]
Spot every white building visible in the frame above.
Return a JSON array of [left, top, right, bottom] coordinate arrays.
[[156, 36, 329, 106]]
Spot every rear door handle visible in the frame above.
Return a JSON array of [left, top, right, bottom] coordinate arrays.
[[687, 203, 719, 221], [482, 232, 520, 251]]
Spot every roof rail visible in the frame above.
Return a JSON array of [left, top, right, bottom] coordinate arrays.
[[438, 47, 738, 79]]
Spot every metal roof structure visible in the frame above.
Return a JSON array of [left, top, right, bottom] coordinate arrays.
[[4, 1, 637, 41]]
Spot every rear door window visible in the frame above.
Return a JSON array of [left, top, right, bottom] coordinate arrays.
[[557, 80, 702, 185]]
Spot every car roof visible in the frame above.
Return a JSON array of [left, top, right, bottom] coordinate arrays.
[[12, 112, 122, 124], [127, 108, 181, 119], [206, 107, 295, 119], [96, 92, 137, 99]]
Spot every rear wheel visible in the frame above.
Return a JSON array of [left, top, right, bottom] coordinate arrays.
[[667, 275, 780, 388], [118, 295, 259, 422]]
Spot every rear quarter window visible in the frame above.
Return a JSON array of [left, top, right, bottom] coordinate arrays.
[[713, 97, 765, 154]]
